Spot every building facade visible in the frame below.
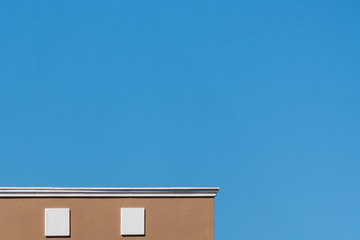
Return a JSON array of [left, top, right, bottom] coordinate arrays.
[[0, 187, 219, 240]]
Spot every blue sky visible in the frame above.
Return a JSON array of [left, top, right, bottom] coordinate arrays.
[[1, 1, 360, 239]]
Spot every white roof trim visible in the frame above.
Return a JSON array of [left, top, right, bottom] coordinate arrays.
[[0, 187, 220, 198]]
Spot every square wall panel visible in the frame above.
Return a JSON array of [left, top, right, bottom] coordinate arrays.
[[45, 208, 70, 237], [121, 208, 145, 236]]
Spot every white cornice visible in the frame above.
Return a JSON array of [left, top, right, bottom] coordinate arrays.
[[0, 187, 220, 198]]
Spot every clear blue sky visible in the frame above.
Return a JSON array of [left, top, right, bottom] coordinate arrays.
[[1, 1, 360, 239]]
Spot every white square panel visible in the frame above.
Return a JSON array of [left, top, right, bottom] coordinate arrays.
[[121, 208, 145, 235], [45, 208, 70, 237]]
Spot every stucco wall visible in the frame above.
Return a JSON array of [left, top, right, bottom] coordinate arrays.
[[0, 197, 214, 240]]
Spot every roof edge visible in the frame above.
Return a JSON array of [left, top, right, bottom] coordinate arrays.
[[0, 187, 220, 198]]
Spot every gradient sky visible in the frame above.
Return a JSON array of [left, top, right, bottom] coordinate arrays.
[[1, 1, 360, 239]]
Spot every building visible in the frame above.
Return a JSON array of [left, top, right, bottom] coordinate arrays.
[[0, 187, 219, 240]]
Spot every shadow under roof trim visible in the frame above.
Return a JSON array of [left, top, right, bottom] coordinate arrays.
[[0, 187, 220, 198]]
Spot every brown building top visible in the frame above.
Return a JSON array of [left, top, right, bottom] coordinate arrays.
[[0, 187, 219, 240]]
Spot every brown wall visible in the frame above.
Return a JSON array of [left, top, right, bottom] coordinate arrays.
[[0, 198, 214, 240]]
